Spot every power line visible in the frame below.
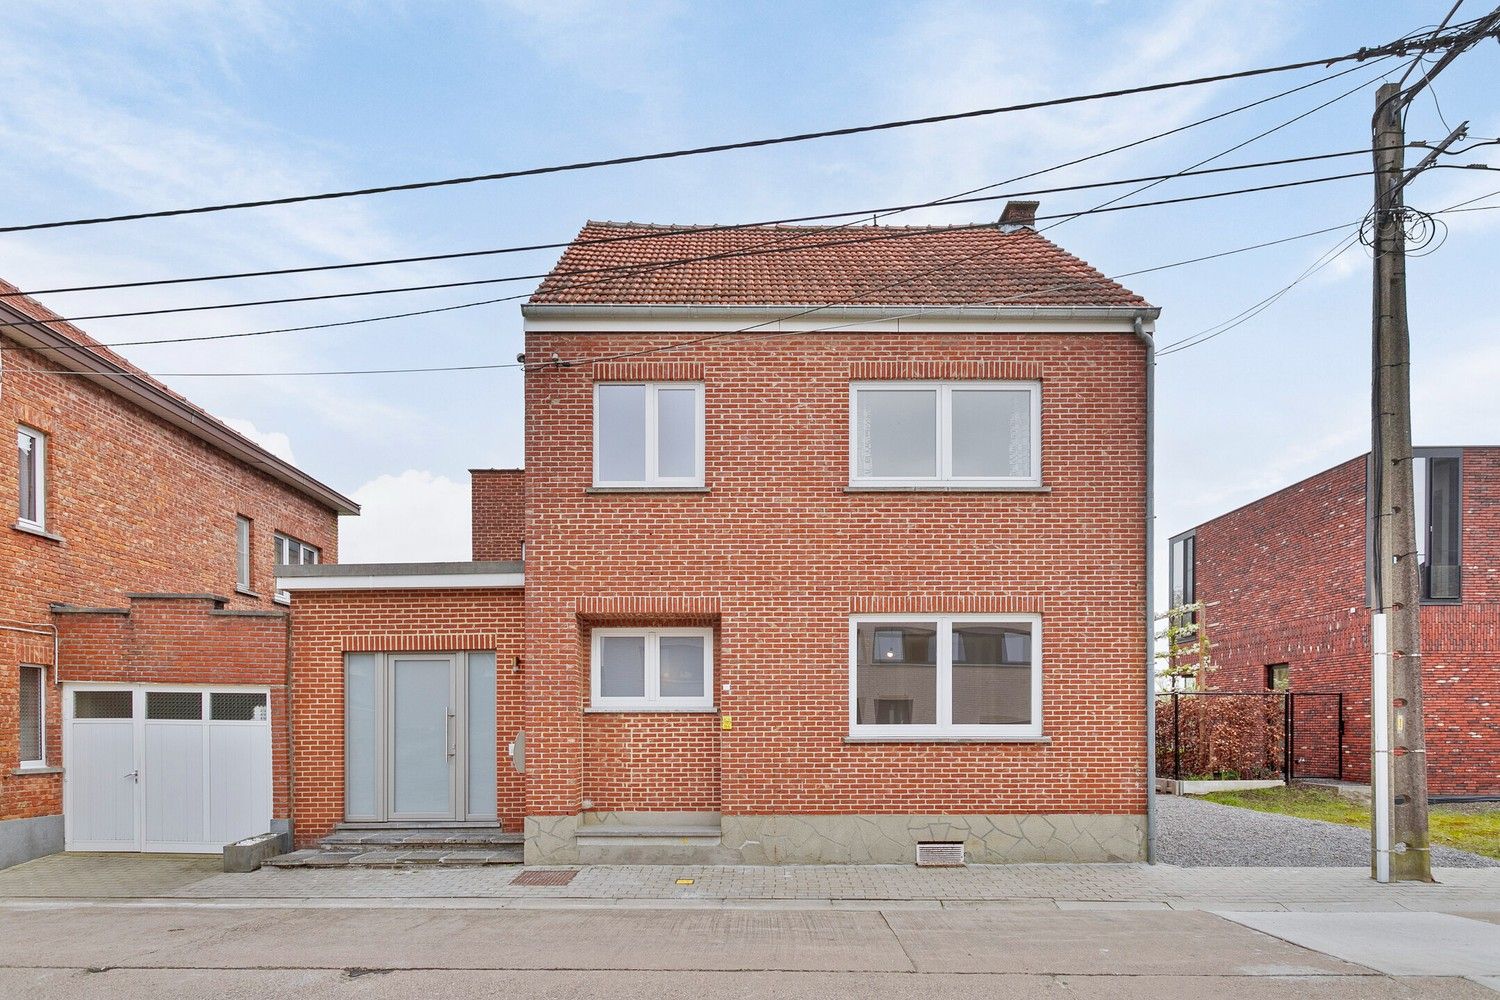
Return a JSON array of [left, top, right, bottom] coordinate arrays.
[[0, 161, 1416, 329], [0, 22, 1484, 236], [2, 143, 1418, 302], [2, 220, 1371, 378], [2, 56, 1409, 362]]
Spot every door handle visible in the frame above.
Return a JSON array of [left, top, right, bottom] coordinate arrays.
[[123, 770, 139, 781], [447, 711, 457, 757]]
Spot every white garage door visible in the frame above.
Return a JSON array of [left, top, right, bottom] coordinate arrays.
[[64, 686, 272, 853]]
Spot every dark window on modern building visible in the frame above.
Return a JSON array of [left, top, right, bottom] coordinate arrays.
[[1414, 451, 1462, 602], [1169, 532, 1197, 623], [1265, 663, 1289, 691]]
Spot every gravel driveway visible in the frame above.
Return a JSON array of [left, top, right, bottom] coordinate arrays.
[[1155, 794, 1500, 868]]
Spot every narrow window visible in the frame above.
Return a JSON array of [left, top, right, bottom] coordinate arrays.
[[590, 629, 713, 710], [274, 532, 320, 602], [16, 426, 46, 529], [850, 616, 1042, 739], [1265, 663, 1290, 691], [1416, 453, 1462, 602], [593, 382, 704, 487], [18, 665, 45, 767], [1168, 532, 1198, 629], [235, 516, 253, 593], [849, 381, 1040, 487]]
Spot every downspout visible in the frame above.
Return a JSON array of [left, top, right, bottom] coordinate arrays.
[[282, 607, 297, 848], [1134, 313, 1158, 863]]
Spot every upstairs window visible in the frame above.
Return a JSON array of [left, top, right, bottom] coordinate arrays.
[[17, 426, 46, 530], [1169, 532, 1197, 624], [1413, 451, 1461, 602], [1265, 663, 1290, 691], [235, 516, 253, 593], [274, 532, 319, 602], [849, 381, 1040, 487], [593, 382, 704, 488]]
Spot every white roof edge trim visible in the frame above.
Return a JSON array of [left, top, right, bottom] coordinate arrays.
[[276, 573, 525, 591], [523, 303, 1159, 334]]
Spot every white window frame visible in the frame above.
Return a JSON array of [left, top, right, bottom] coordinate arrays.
[[590, 627, 715, 712], [848, 613, 1043, 740], [848, 380, 1042, 488], [235, 515, 253, 593], [19, 664, 46, 768], [273, 532, 320, 603], [17, 425, 46, 530], [592, 381, 706, 488]]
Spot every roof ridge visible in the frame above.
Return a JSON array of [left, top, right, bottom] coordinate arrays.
[[584, 218, 1009, 234]]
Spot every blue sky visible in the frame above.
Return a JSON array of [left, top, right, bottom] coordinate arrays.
[[2, 1, 1497, 609]]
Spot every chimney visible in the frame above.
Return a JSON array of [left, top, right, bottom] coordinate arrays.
[[998, 200, 1039, 230]]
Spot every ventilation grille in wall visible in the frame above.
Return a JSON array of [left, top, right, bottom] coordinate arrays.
[[915, 842, 966, 867]]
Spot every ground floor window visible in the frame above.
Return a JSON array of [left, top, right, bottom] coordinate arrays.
[[19, 664, 45, 767], [590, 628, 714, 711], [849, 615, 1042, 739], [1266, 663, 1290, 691]]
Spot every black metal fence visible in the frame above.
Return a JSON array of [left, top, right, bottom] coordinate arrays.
[[1155, 691, 1344, 782]]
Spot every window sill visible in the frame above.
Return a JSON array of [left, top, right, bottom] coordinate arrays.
[[586, 486, 710, 494], [844, 484, 1050, 493], [844, 734, 1050, 744], [13, 522, 64, 543], [235, 587, 262, 600], [585, 706, 719, 714], [12, 765, 63, 776], [273, 593, 291, 606]]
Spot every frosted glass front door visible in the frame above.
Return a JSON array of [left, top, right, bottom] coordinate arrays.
[[390, 658, 455, 818]]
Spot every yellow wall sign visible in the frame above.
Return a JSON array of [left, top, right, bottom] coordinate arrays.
[[720, 715, 733, 731]]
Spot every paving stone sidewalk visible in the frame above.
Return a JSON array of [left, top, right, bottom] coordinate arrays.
[[5, 853, 1498, 912]]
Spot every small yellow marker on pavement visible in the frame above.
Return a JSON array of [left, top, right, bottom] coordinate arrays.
[[676, 878, 695, 885]]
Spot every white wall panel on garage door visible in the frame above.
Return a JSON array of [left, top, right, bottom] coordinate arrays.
[[143, 722, 208, 848], [66, 719, 137, 850], [208, 723, 271, 845]]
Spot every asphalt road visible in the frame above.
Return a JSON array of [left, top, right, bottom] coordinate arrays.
[[1, 901, 1495, 998]]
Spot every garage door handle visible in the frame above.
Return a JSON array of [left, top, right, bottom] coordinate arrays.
[[123, 770, 139, 781]]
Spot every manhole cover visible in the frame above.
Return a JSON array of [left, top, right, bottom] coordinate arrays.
[[511, 869, 578, 886]]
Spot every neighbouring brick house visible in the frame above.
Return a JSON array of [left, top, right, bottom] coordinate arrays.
[[1171, 448, 1500, 797], [1, 280, 356, 867], [280, 206, 1162, 864]]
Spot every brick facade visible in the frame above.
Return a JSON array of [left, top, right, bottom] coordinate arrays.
[[1, 322, 347, 860], [285, 587, 524, 846], [1188, 449, 1500, 796], [522, 330, 1150, 831], [470, 468, 524, 561]]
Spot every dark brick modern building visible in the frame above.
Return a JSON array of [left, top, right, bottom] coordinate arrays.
[[1171, 448, 1500, 797]]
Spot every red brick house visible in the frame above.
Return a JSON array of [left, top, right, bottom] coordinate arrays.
[[1171, 448, 1500, 797], [1, 280, 356, 867], [280, 209, 1162, 864]]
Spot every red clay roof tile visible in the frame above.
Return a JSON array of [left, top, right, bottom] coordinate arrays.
[[529, 220, 1150, 308]]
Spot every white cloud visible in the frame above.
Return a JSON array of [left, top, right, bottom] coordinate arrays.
[[223, 417, 298, 464], [339, 470, 470, 563]]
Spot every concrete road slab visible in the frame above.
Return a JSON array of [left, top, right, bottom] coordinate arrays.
[[1223, 911, 1500, 978], [2, 967, 1494, 1000], [0, 904, 914, 972], [881, 908, 1363, 975]]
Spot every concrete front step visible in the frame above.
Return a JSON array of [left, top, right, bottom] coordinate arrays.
[[265, 844, 523, 868], [574, 811, 729, 864], [319, 826, 522, 852]]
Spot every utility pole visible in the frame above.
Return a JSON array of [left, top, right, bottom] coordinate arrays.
[[1366, 8, 1500, 882]]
